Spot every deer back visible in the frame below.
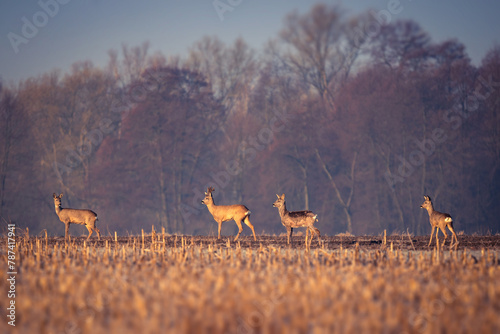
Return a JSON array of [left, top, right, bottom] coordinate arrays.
[[282, 210, 317, 228], [210, 204, 250, 222], [429, 211, 452, 227], [57, 208, 97, 225]]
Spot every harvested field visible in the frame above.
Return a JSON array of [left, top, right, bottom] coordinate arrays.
[[29, 234, 500, 251], [1, 233, 499, 333]]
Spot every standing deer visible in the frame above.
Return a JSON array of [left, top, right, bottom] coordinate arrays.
[[420, 195, 458, 248], [53, 193, 101, 240], [273, 194, 320, 247], [201, 187, 257, 241]]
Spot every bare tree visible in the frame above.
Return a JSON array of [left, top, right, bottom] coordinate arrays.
[[278, 4, 364, 108], [187, 36, 258, 114], [370, 20, 431, 71], [315, 149, 357, 233], [108, 41, 152, 87]]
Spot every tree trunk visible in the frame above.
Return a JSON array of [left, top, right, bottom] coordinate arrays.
[[315, 149, 357, 233], [156, 127, 169, 232]]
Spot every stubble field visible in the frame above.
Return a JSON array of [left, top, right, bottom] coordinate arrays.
[[1, 232, 499, 334]]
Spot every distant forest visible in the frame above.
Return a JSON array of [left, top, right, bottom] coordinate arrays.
[[1, 4, 499, 237]]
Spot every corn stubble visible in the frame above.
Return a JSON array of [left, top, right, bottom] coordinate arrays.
[[1, 236, 499, 334]]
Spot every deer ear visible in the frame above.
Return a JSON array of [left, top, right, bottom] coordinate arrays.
[[281, 194, 285, 198], [276, 194, 280, 198], [59, 193, 63, 198], [53, 193, 57, 198]]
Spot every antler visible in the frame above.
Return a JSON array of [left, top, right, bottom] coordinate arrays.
[[206, 187, 215, 194]]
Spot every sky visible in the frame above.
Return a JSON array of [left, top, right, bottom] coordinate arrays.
[[0, 0, 499, 85]]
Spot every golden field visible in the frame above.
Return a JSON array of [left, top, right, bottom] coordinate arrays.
[[1, 233, 499, 334]]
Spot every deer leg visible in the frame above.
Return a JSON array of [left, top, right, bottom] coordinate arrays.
[[92, 219, 101, 240], [305, 227, 309, 249], [286, 227, 293, 246], [448, 224, 458, 246], [86, 226, 93, 240], [234, 219, 243, 242], [435, 227, 440, 248], [243, 216, 257, 241], [65, 222, 70, 240], [217, 221, 222, 240], [308, 227, 316, 248], [440, 227, 448, 248], [313, 227, 321, 243], [428, 227, 435, 247]]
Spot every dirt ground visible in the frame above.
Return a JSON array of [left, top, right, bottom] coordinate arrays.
[[38, 234, 500, 251]]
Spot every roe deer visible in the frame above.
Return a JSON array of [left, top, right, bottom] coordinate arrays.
[[420, 195, 458, 248], [53, 193, 101, 240], [201, 187, 257, 241], [272, 194, 320, 247]]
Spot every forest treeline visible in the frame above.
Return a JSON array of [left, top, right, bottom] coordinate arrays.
[[1, 4, 499, 237]]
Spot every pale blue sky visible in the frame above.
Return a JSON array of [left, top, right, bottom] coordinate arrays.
[[1, 0, 499, 84]]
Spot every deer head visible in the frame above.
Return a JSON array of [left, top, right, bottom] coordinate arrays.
[[53, 193, 63, 207], [272, 194, 285, 208], [201, 187, 215, 206], [420, 195, 432, 209]]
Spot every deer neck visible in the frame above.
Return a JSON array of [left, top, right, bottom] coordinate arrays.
[[55, 204, 63, 215], [278, 202, 288, 217], [424, 204, 435, 216], [205, 198, 218, 215]]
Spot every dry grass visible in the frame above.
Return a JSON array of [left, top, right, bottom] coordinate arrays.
[[1, 235, 499, 334]]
